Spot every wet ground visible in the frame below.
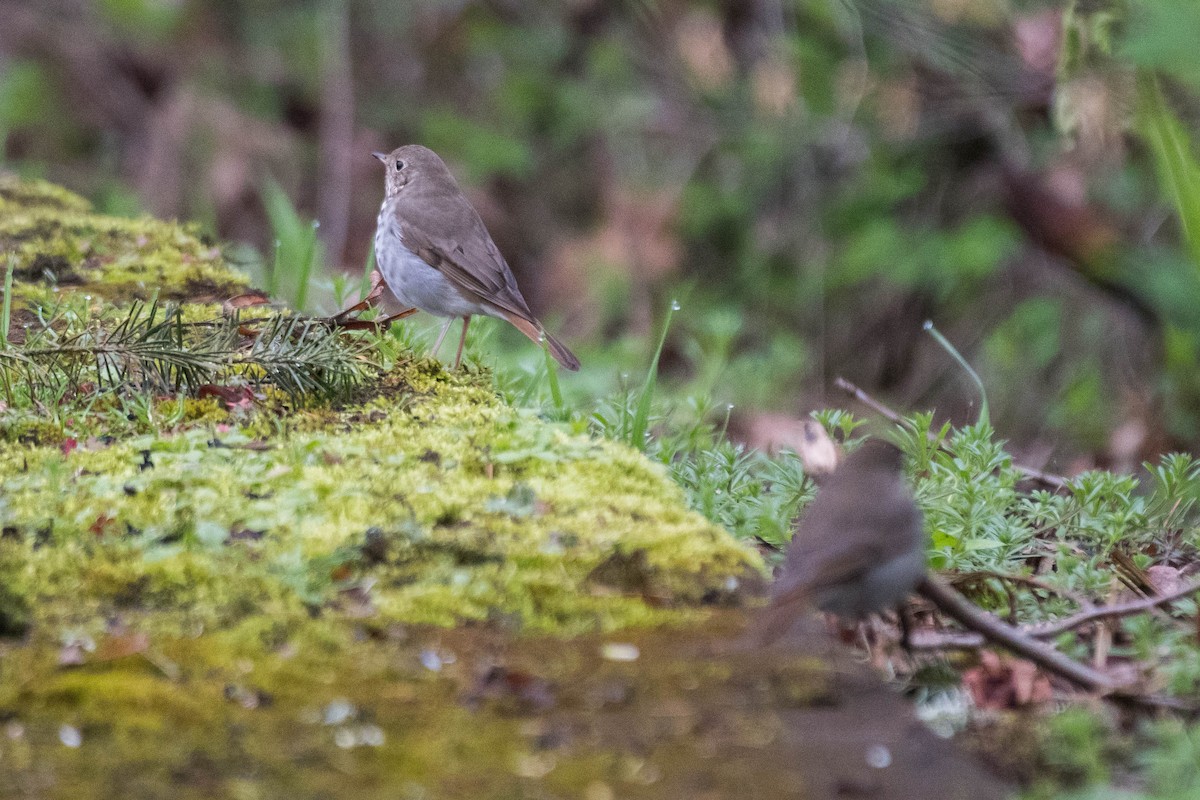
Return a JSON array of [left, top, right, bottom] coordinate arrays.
[[0, 614, 1010, 799]]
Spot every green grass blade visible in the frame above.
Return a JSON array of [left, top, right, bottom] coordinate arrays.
[[541, 338, 564, 413], [630, 300, 678, 450], [1, 256, 13, 349], [361, 246, 376, 301], [924, 320, 989, 426], [260, 177, 326, 310], [294, 221, 319, 311], [0, 256, 13, 405], [1137, 73, 1200, 271]]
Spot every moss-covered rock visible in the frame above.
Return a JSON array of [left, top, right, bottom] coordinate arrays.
[[0, 174, 247, 303], [0, 175, 760, 638]]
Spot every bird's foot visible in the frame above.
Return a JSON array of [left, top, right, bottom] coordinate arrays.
[[326, 271, 416, 330]]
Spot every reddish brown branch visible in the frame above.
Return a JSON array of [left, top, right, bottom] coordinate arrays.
[[917, 576, 1118, 693], [1024, 575, 1200, 639], [916, 577, 1198, 713]]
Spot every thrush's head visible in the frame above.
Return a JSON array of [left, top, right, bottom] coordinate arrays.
[[372, 145, 454, 199]]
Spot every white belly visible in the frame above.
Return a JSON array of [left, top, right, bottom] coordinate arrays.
[[374, 218, 489, 319]]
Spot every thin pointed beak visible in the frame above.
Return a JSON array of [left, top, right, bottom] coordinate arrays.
[[371, 151, 387, 163]]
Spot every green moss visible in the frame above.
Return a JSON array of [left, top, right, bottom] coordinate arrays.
[[0, 176, 91, 213], [0, 175, 760, 637], [0, 174, 247, 303], [0, 374, 760, 635]]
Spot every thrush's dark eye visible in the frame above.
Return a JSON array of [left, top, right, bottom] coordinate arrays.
[[395, 160, 405, 171]]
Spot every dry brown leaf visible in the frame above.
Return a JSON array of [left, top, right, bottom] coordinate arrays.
[[963, 651, 1053, 710], [223, 291, 271, 313], [93, 632, 150, 662]]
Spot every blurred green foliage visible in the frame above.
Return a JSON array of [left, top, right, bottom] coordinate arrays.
[[4, 0, 1200, 453]]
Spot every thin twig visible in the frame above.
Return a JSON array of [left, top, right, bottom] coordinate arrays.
[[915, 573, 1200, 647], [833, 376, 905, 425], [833, 376, 1069, 489], [1025, 575, 1200, 638], [917, 576, 1118, 692], [917, 577, 1199, 713]]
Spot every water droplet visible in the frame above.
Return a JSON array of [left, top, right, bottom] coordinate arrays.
[[866, 744, 892, 768], [419, 649, 443, 672], [922, 320, 933, 331], [670, 300, 681, 311], [513, 752, 556, 778], [359, 724, 385, 747], [601, 643, 639, 662], [59, 724, 82, 748], [322, 698, 355, 726], [334, 727, 356, 749]]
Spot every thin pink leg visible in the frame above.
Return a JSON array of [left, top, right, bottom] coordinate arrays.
[[453, 316, 471, 370], [432, 317, 454, 356]]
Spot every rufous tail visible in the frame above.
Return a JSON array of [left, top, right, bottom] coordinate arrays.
[[503, 313, 581, 371]]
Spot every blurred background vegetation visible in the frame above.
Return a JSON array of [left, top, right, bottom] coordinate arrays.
[[4, 0, 1200, 471]]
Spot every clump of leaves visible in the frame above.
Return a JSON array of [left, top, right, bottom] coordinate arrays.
[[670, 443, 812, 548]]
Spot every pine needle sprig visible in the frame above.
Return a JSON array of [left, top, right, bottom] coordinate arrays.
[[2, 300, 378, 410], [232, 314, 373, 402], [21, 298, 222, 392]]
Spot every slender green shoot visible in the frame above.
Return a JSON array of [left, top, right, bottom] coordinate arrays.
[[1, 256, 13, 349], [293, 220, 319, 311], [0, 257, 14, 405], [541, 338, 564, 414], [630, 300, 678, 450], [268, 238, 282, 299], [260, 177, 325, 311], [1137, 74, 1200, 271], [924, 320, 989, 425]]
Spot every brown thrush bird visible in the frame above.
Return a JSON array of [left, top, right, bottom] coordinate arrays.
[[372, 145, 580, 371], [757, 438, 927, 643]]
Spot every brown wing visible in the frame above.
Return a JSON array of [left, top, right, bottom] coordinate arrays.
[[396, 182, 538, 322], [771, 476, 920, 604]]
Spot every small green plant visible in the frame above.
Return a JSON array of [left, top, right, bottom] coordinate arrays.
[[588, 299, 678, 452], [670, 443, 813, 548], [259, 178, 325, 312], [0, 256, 17, 405]]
